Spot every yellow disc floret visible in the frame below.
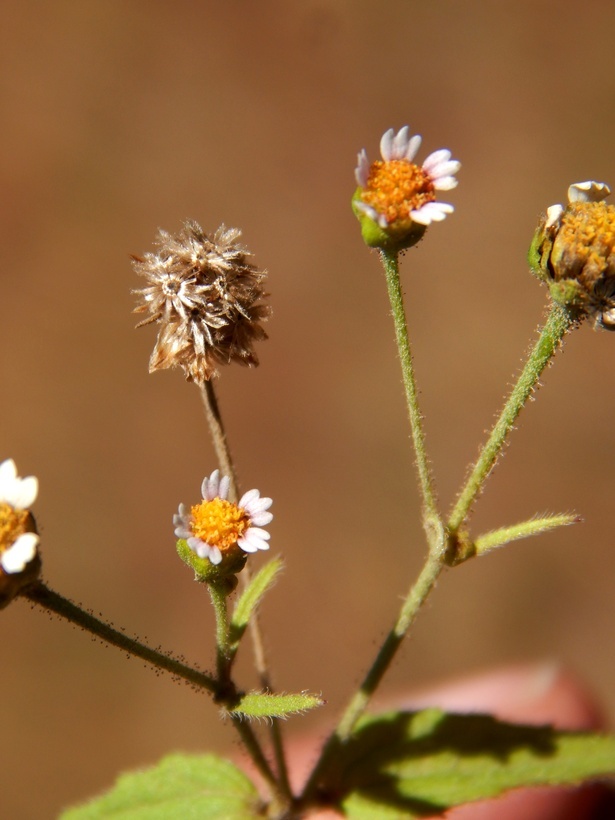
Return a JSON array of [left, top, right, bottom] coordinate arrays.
[[190, 498, 250, 553], [361, 160, 435, 225], [551, 201, 615, 281], [0, 503, 28, 553]]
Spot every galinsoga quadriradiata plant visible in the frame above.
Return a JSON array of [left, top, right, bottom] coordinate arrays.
[[3, 125, 615, 819]]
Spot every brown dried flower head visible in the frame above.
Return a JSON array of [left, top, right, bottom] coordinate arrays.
[[529, 181, 615, 329], [132, 221, 270, 382]]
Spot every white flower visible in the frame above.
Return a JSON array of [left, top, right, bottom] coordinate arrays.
[[173, 469, 272, 565], [354, 126, 460, 228], [0, 459, 40, 575]]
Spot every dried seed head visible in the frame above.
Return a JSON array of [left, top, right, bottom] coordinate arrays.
[[529, 182, 615, 329], [133, 222, 270, 382]]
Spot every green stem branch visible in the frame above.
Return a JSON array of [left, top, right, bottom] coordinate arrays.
[[448, 302, 575, 534], [380, 250, 441, 546], [22, 580, 217, 693], [22, 581, 284, 802], [301, 553, 444, 803], [199, 379, 292, 802]]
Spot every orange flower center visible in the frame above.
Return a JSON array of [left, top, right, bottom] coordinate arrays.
[[190, 497, 250, 552], [0, 503, 28, 552], [552, 202, 615, 280], [360, 160, 435, 225]]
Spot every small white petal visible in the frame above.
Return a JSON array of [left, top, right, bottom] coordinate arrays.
[[8, 476, 38, 509], [428, 159, 461, 179], [246, 526, 271, 541], [568, 181, 611, 204], [250, 511, 273, 527], [353, 200, 379, 221], [244, 496, 273, 514], [174, 526, 192, 539], [411, 202, 454, 225], [0, 459, 17, 484], [379, 128, 395, 161], [202, 469, 220, 500], [188, 536, 206, 552], [209, 546, 223, 564], [239, 488, 260, 508], [355, 149, 370, 187], [432, 175, 459, 191], [218, 474, 230, 500], [391, 126, 410, 160], [238, 529, 270, 552], [405, 134, 422, 162], [1, 533, 39, 574], [545, 204, 564, 229], [237, 536, 259, 553], [422, 149, 451, 173]]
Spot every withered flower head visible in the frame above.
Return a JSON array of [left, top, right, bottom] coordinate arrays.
[[132, 221, 270, 382], [529, 181, 615, 329]]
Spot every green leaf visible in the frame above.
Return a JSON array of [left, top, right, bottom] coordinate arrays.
[[61, 753, 262, 820], [230, 691, 324, 720], [474, 512, 580, 555], [328, 709, 615, 818], [229, 557, 283, 652]]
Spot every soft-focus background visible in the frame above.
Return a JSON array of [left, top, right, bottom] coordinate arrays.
[[2, 2, 615, 816]]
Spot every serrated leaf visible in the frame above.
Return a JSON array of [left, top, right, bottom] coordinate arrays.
[[231, 691, 324, 720], [328, 709, 615, 818], [230, 557, 283, 651], [61, 753, 262, 820]]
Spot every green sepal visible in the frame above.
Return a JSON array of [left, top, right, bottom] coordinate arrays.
[[230, 557, 283, 652], [352, 188, 426, 251], [230, 691, 324, 720], [474, 512, 579, 556], [176, 539, 247, 584], [528, 222, 552, 282], [61, 753, 262, 819], [324, 709, 615, 818], [548, 278, 586, 309]]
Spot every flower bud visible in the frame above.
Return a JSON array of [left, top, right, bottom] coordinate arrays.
[[352, 126, 460, 251], [529, 181, 615, 328]]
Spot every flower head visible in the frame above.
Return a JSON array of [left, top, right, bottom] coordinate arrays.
[[0, 459, 41, 605], [133, 222, 270, 383], [352, 126, 460, 250], [174, 470, 272, 578], [529, 181, 615, 329]]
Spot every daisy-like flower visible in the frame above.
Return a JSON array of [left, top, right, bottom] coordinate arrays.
[[352, 126, 460, 250], [174, 470, 272, 569], [529, 181, 615, 329], [0, 459, 41, 606], [133, 221, 270, 383]]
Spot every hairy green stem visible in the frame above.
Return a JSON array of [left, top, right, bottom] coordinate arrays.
[[22, 581, 285, 801], [208, 581, 232, 684], [448, 302, 575, 534], [301, 553, 444, 803], [199, 379, 292, 802], [380, 250, 441, 545], [22, 580, 217, 692]]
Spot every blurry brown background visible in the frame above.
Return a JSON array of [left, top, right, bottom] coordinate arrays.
[[2, 1, 615, 816]]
